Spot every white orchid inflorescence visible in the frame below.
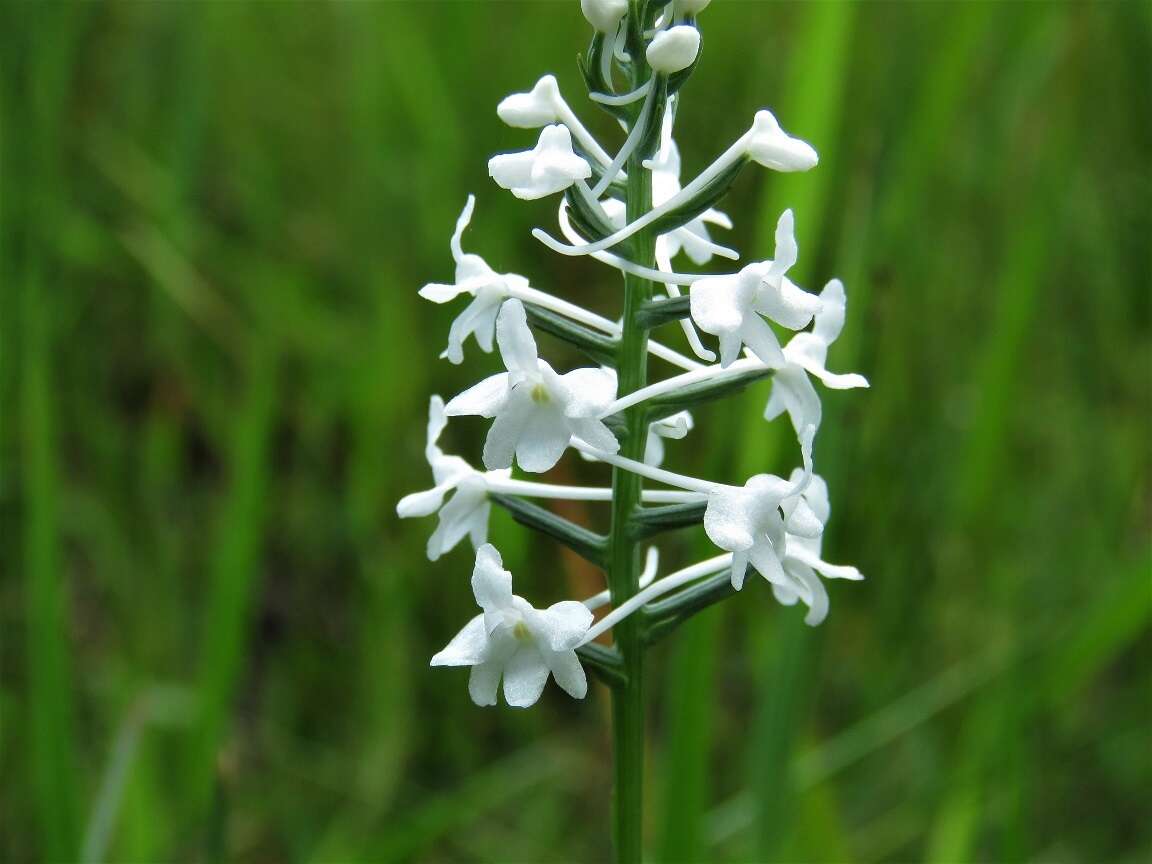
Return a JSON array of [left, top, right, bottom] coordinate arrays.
[[399, 1, 868, 724]]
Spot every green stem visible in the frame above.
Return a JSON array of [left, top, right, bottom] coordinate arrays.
[[608, 12, 655, 859]]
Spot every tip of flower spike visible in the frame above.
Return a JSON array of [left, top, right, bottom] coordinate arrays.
[[747, 110, 819, 172]]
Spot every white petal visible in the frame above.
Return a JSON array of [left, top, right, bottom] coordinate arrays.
[[444, 294, 500, 364], [497, 75, 561, 128], [791, 545, 864, 581], [426, 395, 448, 453], [559, 366, 618, 417], [756, 276, 822, 331], [445, 373, 510, 419], [471, 544, 513, 612], [430, 614, 489, 666], [717, 331, 744, 368], [813, 278, 847, 345], [764, 366, 822, 434], [782, 495, 824, 539], [568, 417, 620, 454], [427, 484, 487, 561], [746, 109, 818, 172], [468, 660, 502, 706], [481, 387, 535, 470], [810, 368, 870, 390], [801, 473, 830, 524], [518, 126, 591, 200], [449, 195, 476, 261], [465, 493, 492, 550], [654, 410, 692, 439], [419, 282, 470, 303], [397, 485, 448, 520], [496, 299, 539, 377], [749, 541, 787, 586], [702, 207, 732, 230], [488, 150, 535, 193], [545, 649, 588, 699], [738, 314, 786, 368], [675, 222, 717, 266], [787, 560, 829, 626], [644, 430, 666, 466], [730, 550, 750, 589], [768, 210, 798, 279], [690, 275, 744, 334], [704, 489, 756, 552], [502, 647, 551, 707], [515, 404, 572, 472], [539, 601, 594, 651]]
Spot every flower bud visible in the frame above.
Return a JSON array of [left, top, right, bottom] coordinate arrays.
[[746, 109, 818, 172], [497, 75, 562, 128], [646, 26, 701, 75], [580, 0, 628, 34]]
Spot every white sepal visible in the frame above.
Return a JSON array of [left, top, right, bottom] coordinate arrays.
[[644, 410, 694, 466], [746, 109, 818, 172], [497, 75, 562, 128], [581, 0, 628, 33], [646, 26, 701, 75]]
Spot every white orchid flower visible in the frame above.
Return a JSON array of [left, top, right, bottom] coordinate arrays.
[[489, 125, 592, 201], [646, 26, 701, 75], [396, 396, 509, 561], [419, 196, 529, 364], [702, 426, 814, 590], [689, 210, 822, 367], [497, 75, 565, 128], [764, 278, 871, 434], [772, 472, 864, 625], [645, 410, 693, 467], [745, 109, 818, 172], [431, 544, 594, 707], [445, 299, 619, 473]]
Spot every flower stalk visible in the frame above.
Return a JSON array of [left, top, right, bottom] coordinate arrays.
[[605, 25, 658, 854]]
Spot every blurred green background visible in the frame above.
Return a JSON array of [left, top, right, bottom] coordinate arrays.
[[3, 1, 1150, 861]]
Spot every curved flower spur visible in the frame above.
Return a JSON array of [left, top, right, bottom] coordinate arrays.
[[397, 1, 869, 857]]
